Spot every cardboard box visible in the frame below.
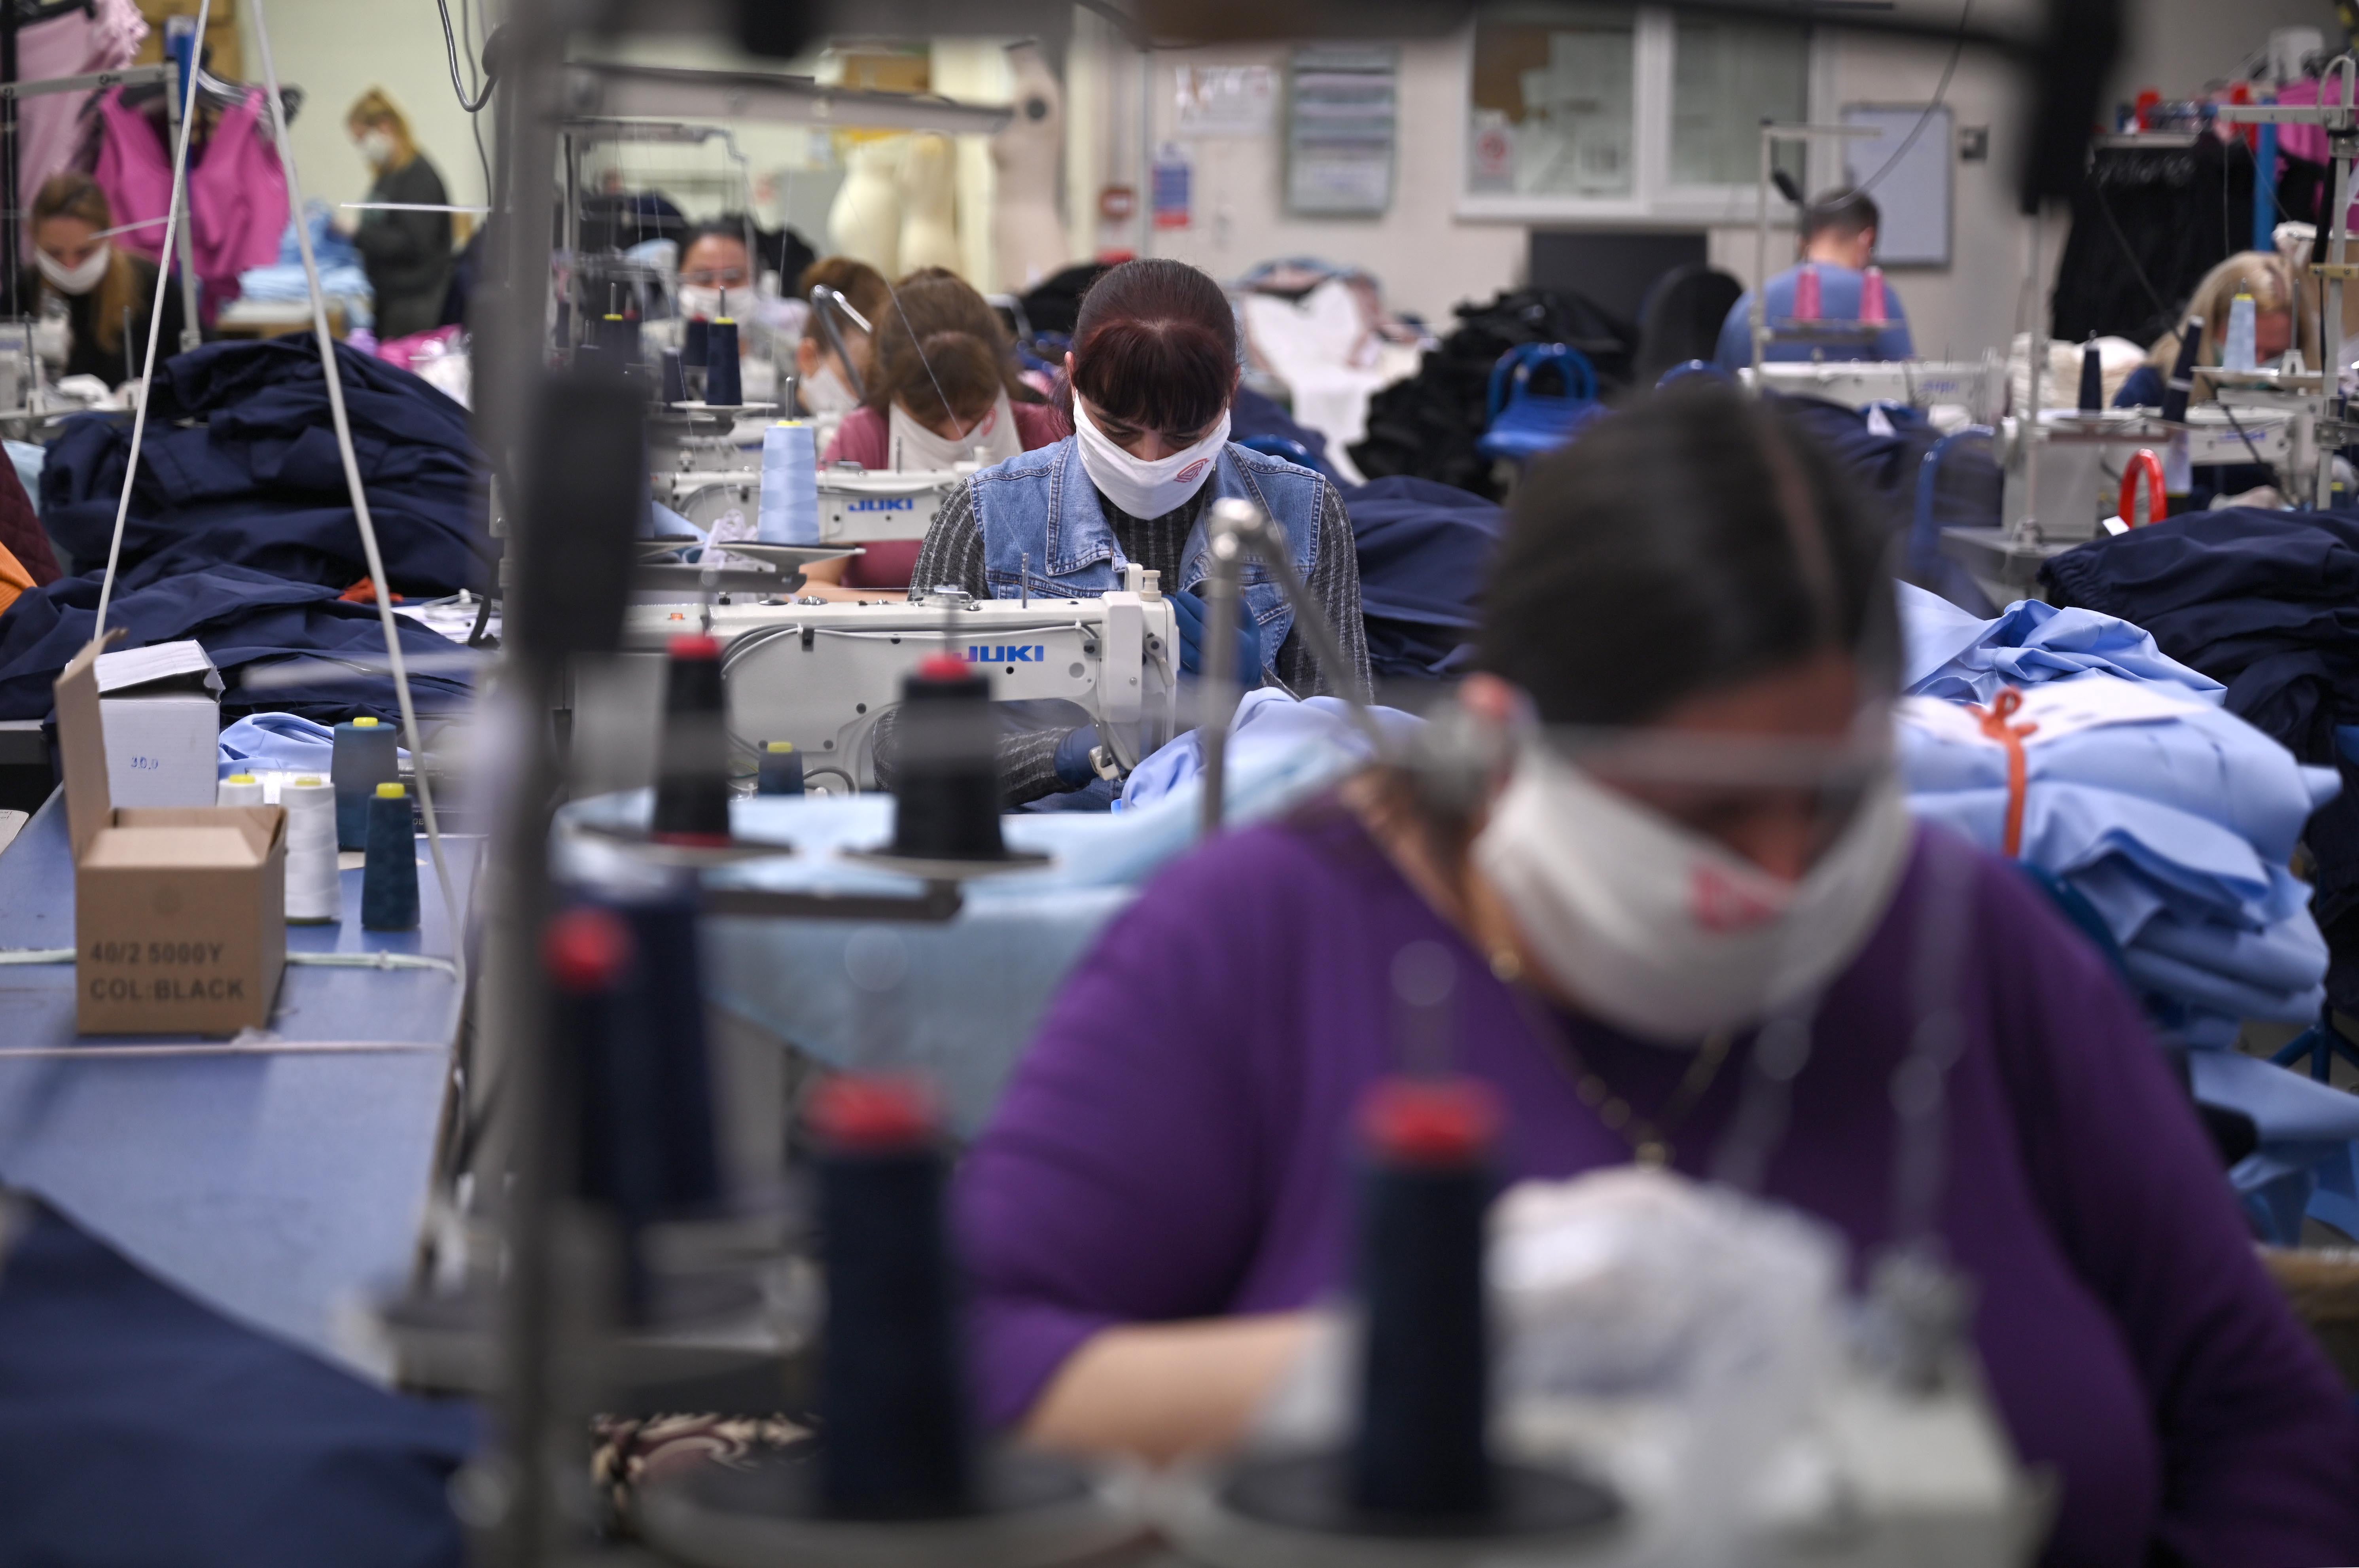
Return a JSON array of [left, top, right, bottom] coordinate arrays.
[[95, 639, 222, 807], [56, 635, 286, 1035]]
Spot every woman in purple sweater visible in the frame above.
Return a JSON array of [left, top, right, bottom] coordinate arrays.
[[953, 384, 2359, 1566]]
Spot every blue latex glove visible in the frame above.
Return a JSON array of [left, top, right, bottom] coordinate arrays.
[[1170, 589, 1263, 679], [1053, 724, 1102, 788]]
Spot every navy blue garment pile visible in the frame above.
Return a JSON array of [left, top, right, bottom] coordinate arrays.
[[0, 564, 473, 722], [1340, 476, 1502, 682], [1778, 396, 2001, 614], [0, 1196, 475, 1568], [5, 337, 488, 722], [2041, 508, 2359, 1009], [39, 338, 489, 595]]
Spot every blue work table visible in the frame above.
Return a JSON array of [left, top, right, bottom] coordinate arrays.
[[0, 789, 477, 1374]]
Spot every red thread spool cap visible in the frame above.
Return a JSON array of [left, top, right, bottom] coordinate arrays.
[[669, 633, 722, 660], [1360, 1077, 1500, 1167], [809, 1075, 939, 1151], [544, 907, 634, 993], [917, 654, 973, 682]]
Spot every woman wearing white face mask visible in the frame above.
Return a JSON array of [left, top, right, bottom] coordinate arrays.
[[344, 90, 452, 342], [887, 257, 1371, 805], [808, 268, 1068, 599], [952, 384, 2359, 1564], [791, 256, 889, 433], [29, 172, 185, 386]]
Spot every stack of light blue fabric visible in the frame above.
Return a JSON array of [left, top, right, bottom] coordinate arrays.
[[237, 201, 374, 329], [1899, 581, 2359, 1239], [1899, 582, 2337, 1047]]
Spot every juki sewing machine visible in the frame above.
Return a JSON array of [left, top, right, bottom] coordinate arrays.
[[578, 570, 1182, 793], [653, 463, 963, 545]]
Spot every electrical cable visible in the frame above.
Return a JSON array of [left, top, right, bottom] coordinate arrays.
[[91, 0, 210, 639], [1851, 0, 1971, 197], [244, 0, 467, 1012], [433, 0, 494, 114]]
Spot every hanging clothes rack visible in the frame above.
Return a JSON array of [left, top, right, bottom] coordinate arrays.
[[0, 57, 197, 350]]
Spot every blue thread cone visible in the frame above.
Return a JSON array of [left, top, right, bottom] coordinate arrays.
[[361, 785, 419, 931], [660, 347, 688, 403], [704, 319, 742, 406], [756, 740, 805, 795], [331, 719, 399, 850]]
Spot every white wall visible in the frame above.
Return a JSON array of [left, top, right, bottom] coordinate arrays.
[[236, 0, 490, 214], [1065, 0, 2346, 353], [1096, 33, 1528, 327]]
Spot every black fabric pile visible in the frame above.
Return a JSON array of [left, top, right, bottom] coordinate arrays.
[[0, 337, 490, 723], [1777, 397, 2002, 614], [2052, 135, 2256, 347], [2040, 509, 2359, 1011], [1349, 288, 1634, 500], [1342, 477, 1502, 684]]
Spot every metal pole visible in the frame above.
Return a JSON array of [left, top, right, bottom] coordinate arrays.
[[466, 0, 569, 1557], [1752, 124, 1769, 379], [1198, 529, 1241, 837], [2324, 119, 2351, 505], [161, 60, 202, 353]]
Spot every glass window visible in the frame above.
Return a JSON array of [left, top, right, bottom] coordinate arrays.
[[1468, 8, 1639, 199], [1668, 15, 1809, 187]]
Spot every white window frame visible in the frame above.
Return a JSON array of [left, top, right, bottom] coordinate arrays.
[[1455, 9, 1830, 225]]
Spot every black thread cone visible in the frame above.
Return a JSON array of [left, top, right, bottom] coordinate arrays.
[[2162, 316, 2205, 423], [889, 657, 1005, 862], [1350, 1078, 1499, 1521], [810, 1077, 973, 1519], [2077, 339, 2103, 413], [652, 634, 733, 845]]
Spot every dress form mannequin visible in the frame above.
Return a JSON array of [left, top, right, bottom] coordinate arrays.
[[829, 136, 904, 277], [992, 41, 1071, 294], [897, 132, 964, 276]]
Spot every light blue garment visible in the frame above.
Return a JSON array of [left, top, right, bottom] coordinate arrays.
[[1897, 681, 2333, 863], [1124, 687, 1424, 808], [556, 724, 1370, 1135], [238, 207, 374, 329], [6, 439, 44, 512], [968, 439, 1329, 685], [1898, 581, 2224, 705], [217, 712, 407, 778], [1713, 262, 1913, 368]]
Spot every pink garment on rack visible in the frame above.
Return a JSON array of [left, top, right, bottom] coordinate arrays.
[[93, 85, 288, 309], [13, 0, 147, 258], [2271, 78, 2344, 167]]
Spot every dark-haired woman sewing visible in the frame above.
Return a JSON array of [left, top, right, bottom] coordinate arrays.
[[902, 256, 1370, 805]]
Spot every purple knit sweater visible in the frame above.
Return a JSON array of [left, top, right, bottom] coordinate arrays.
[[955, 810, 2359, 1567]]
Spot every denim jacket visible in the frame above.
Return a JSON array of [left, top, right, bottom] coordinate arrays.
[[967, 436, 1327, 681]]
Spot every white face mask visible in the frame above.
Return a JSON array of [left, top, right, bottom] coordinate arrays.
[[38, 243, 108, 297], [358, 129, 398, 169], [1072, 396, 1230, 520], [678, 284, 731, 321], [890, 389, 1024, 472], [1473, 740, 1913, 1044], [799, 358, 860, 416]]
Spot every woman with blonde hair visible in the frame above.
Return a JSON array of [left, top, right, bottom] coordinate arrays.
[[2115, 250, 2318, 408], [344, 88, 452, 340], [28, 172, 186, 385]]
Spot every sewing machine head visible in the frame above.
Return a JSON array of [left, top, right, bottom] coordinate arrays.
[[593, 572, 1181, 794]]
